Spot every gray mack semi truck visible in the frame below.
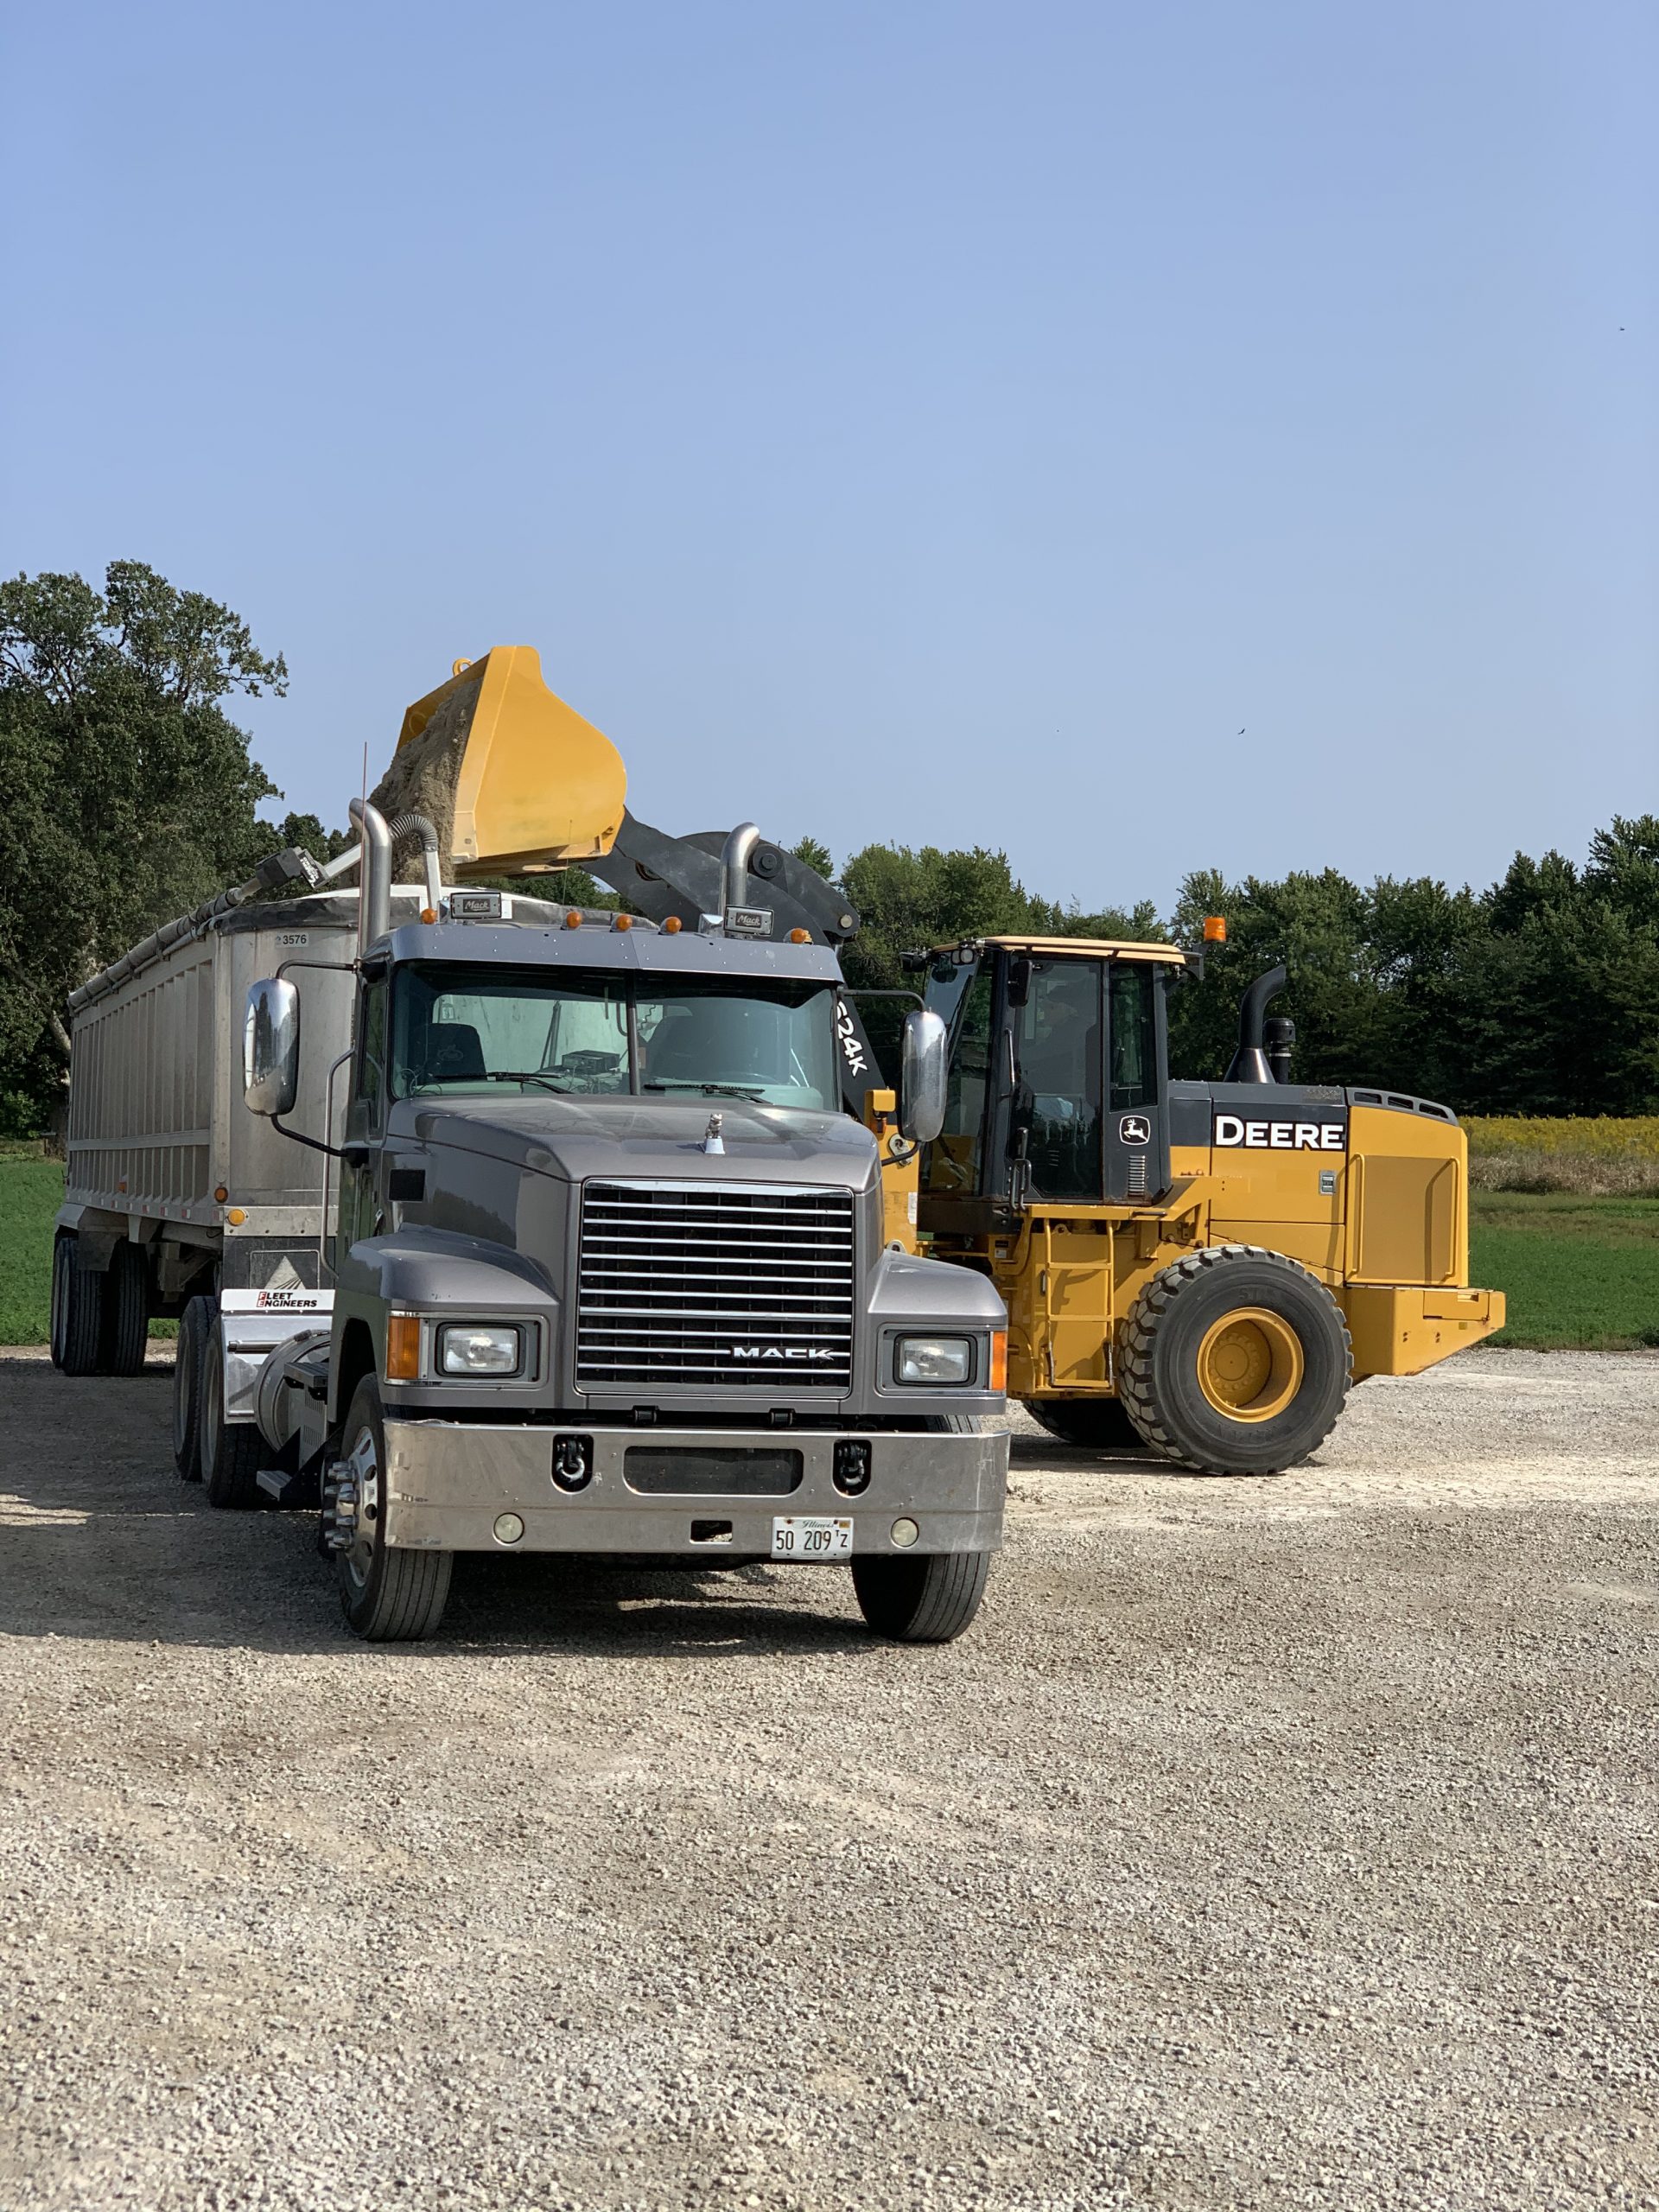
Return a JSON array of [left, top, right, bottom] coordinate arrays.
[[54, 692, 1010, 1643]]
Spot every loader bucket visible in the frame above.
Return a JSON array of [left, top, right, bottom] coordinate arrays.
[[369, 646, 626, 877]]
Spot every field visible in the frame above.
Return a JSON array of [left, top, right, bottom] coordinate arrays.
[[4, 1154, 1656, 1351], [0, 1160, 63, 1347], [1465, 1113, 1659, 1196]]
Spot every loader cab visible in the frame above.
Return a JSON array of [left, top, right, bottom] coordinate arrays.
[[916, 938, 1188, 1233]]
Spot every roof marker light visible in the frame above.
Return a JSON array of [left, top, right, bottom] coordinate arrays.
[[565, 911, 582, 929], [663, 916, 683, 934]]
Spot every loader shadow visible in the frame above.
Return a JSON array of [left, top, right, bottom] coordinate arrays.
[[1008, 1432, 1155, 1472]]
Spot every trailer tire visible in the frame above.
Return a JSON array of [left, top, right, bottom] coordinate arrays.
[[53, 1234, 106, 1376], [104, 1242, 150, 1377], [200, 1317, 265, 1508], [852, 1548, 989, 1643], [335, 1376, 451, 1642], [1118, 1244, 1351, 1476], [1026, 1396, 1144, 1451], [173, 1296, 212, 1481]]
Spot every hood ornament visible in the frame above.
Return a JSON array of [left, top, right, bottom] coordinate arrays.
[[702, 1112, 725, 1156]]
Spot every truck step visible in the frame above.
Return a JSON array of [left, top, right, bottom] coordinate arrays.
[[255, 1466, 321, 1510]]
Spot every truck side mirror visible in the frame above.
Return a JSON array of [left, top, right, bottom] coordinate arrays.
[[899, 1008, 948, 1143], [244, 977, 301, 1117]]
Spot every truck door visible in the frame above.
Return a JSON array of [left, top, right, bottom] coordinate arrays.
[[339, 972, 389, 1255]]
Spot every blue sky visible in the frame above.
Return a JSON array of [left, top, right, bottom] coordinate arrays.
[[3, 1, 1653, 912]]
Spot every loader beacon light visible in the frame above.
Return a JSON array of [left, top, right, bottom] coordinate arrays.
[[1204, 915, 1228, 943]]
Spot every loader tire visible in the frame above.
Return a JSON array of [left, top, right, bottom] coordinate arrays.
[[1026, 1396, 1143, 1451], [173, 1296, 213, 1481], [334, 1377, 452, 1642], [200, 1316, 265, 1509], [53, 1234, 106, 1376], [1118, 1244, 1351, 1476], [104, 1242, 150, 1377]]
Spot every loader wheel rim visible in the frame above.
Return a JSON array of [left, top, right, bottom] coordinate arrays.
[[1196, 1307, 1304, 1423]]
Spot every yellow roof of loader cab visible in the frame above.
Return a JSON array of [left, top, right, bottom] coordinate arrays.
[[369, 645, 626, 877], [945, 936, 1190, 963]]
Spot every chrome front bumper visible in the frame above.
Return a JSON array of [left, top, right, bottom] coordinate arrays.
[[379, 1421, 1007, 1556]]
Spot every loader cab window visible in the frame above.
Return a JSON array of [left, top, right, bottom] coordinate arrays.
[[1109, 963, 1156, 1109], [1014, 961, 1103, 1202], [921, 969, 994, 1196]]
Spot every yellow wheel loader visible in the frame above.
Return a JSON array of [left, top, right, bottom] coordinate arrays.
[[899, 934, 1504, 1473], [371, 649, 1503, 1478]]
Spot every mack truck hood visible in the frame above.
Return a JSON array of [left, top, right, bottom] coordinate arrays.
[[387, 1092, 880, 1191]]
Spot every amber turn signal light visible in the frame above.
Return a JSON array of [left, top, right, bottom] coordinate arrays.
[[989, 1331, 1007, 1393], [385, 1313, 421, 1381]]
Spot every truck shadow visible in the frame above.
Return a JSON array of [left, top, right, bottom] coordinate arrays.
[[0, 1363, 887, 1656]]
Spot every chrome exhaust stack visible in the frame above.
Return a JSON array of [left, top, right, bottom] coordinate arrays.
[[349, 798, 393, 955]]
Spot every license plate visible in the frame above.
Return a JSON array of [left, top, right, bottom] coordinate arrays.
[[771, 1515, 854, 1561]]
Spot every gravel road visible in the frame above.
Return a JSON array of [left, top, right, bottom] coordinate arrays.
[[2, 1348, 1656, 2212]]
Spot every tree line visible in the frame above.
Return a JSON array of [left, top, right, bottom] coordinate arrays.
[[3, 563, 1655, 1133]]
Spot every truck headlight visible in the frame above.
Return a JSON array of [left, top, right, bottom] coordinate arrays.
[[895, 1335, 974, 1385], [438, 1323, 525, 1377]]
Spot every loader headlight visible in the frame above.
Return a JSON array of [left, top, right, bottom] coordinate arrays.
[[437, 1323, 525, 1377], [895, 1335, 974, 1385]]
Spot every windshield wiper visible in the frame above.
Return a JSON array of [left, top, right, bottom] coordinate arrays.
[[643, 1079, 766, 1097], [474, 1071, 576, 1092]]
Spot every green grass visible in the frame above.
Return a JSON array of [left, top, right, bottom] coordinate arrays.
[[3, 1164, 1656, 1352], [0, 1161, 175, 1346], [1471, 1192, 1659, 1351], [0, 1160, 64, 1345]]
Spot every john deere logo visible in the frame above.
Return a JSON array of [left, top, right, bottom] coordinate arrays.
[[1118, 1115, 1151, 1146]]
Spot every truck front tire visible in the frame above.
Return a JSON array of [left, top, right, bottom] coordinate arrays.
[[1118, 1244, 1351, 1476], [200, 1316, 266, 1509], [335, 1376, 452, 1642], [852, 1549, 989, 1643]]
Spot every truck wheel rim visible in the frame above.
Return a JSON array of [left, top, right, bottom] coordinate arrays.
[[1196, 1307, 1304, 1423], [340, 1426, 381, 1592]]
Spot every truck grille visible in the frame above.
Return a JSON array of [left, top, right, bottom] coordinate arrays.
[[576, 1180, 855, 1389]]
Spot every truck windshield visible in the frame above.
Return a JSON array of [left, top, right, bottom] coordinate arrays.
[[389, 963, 840, 1110]]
